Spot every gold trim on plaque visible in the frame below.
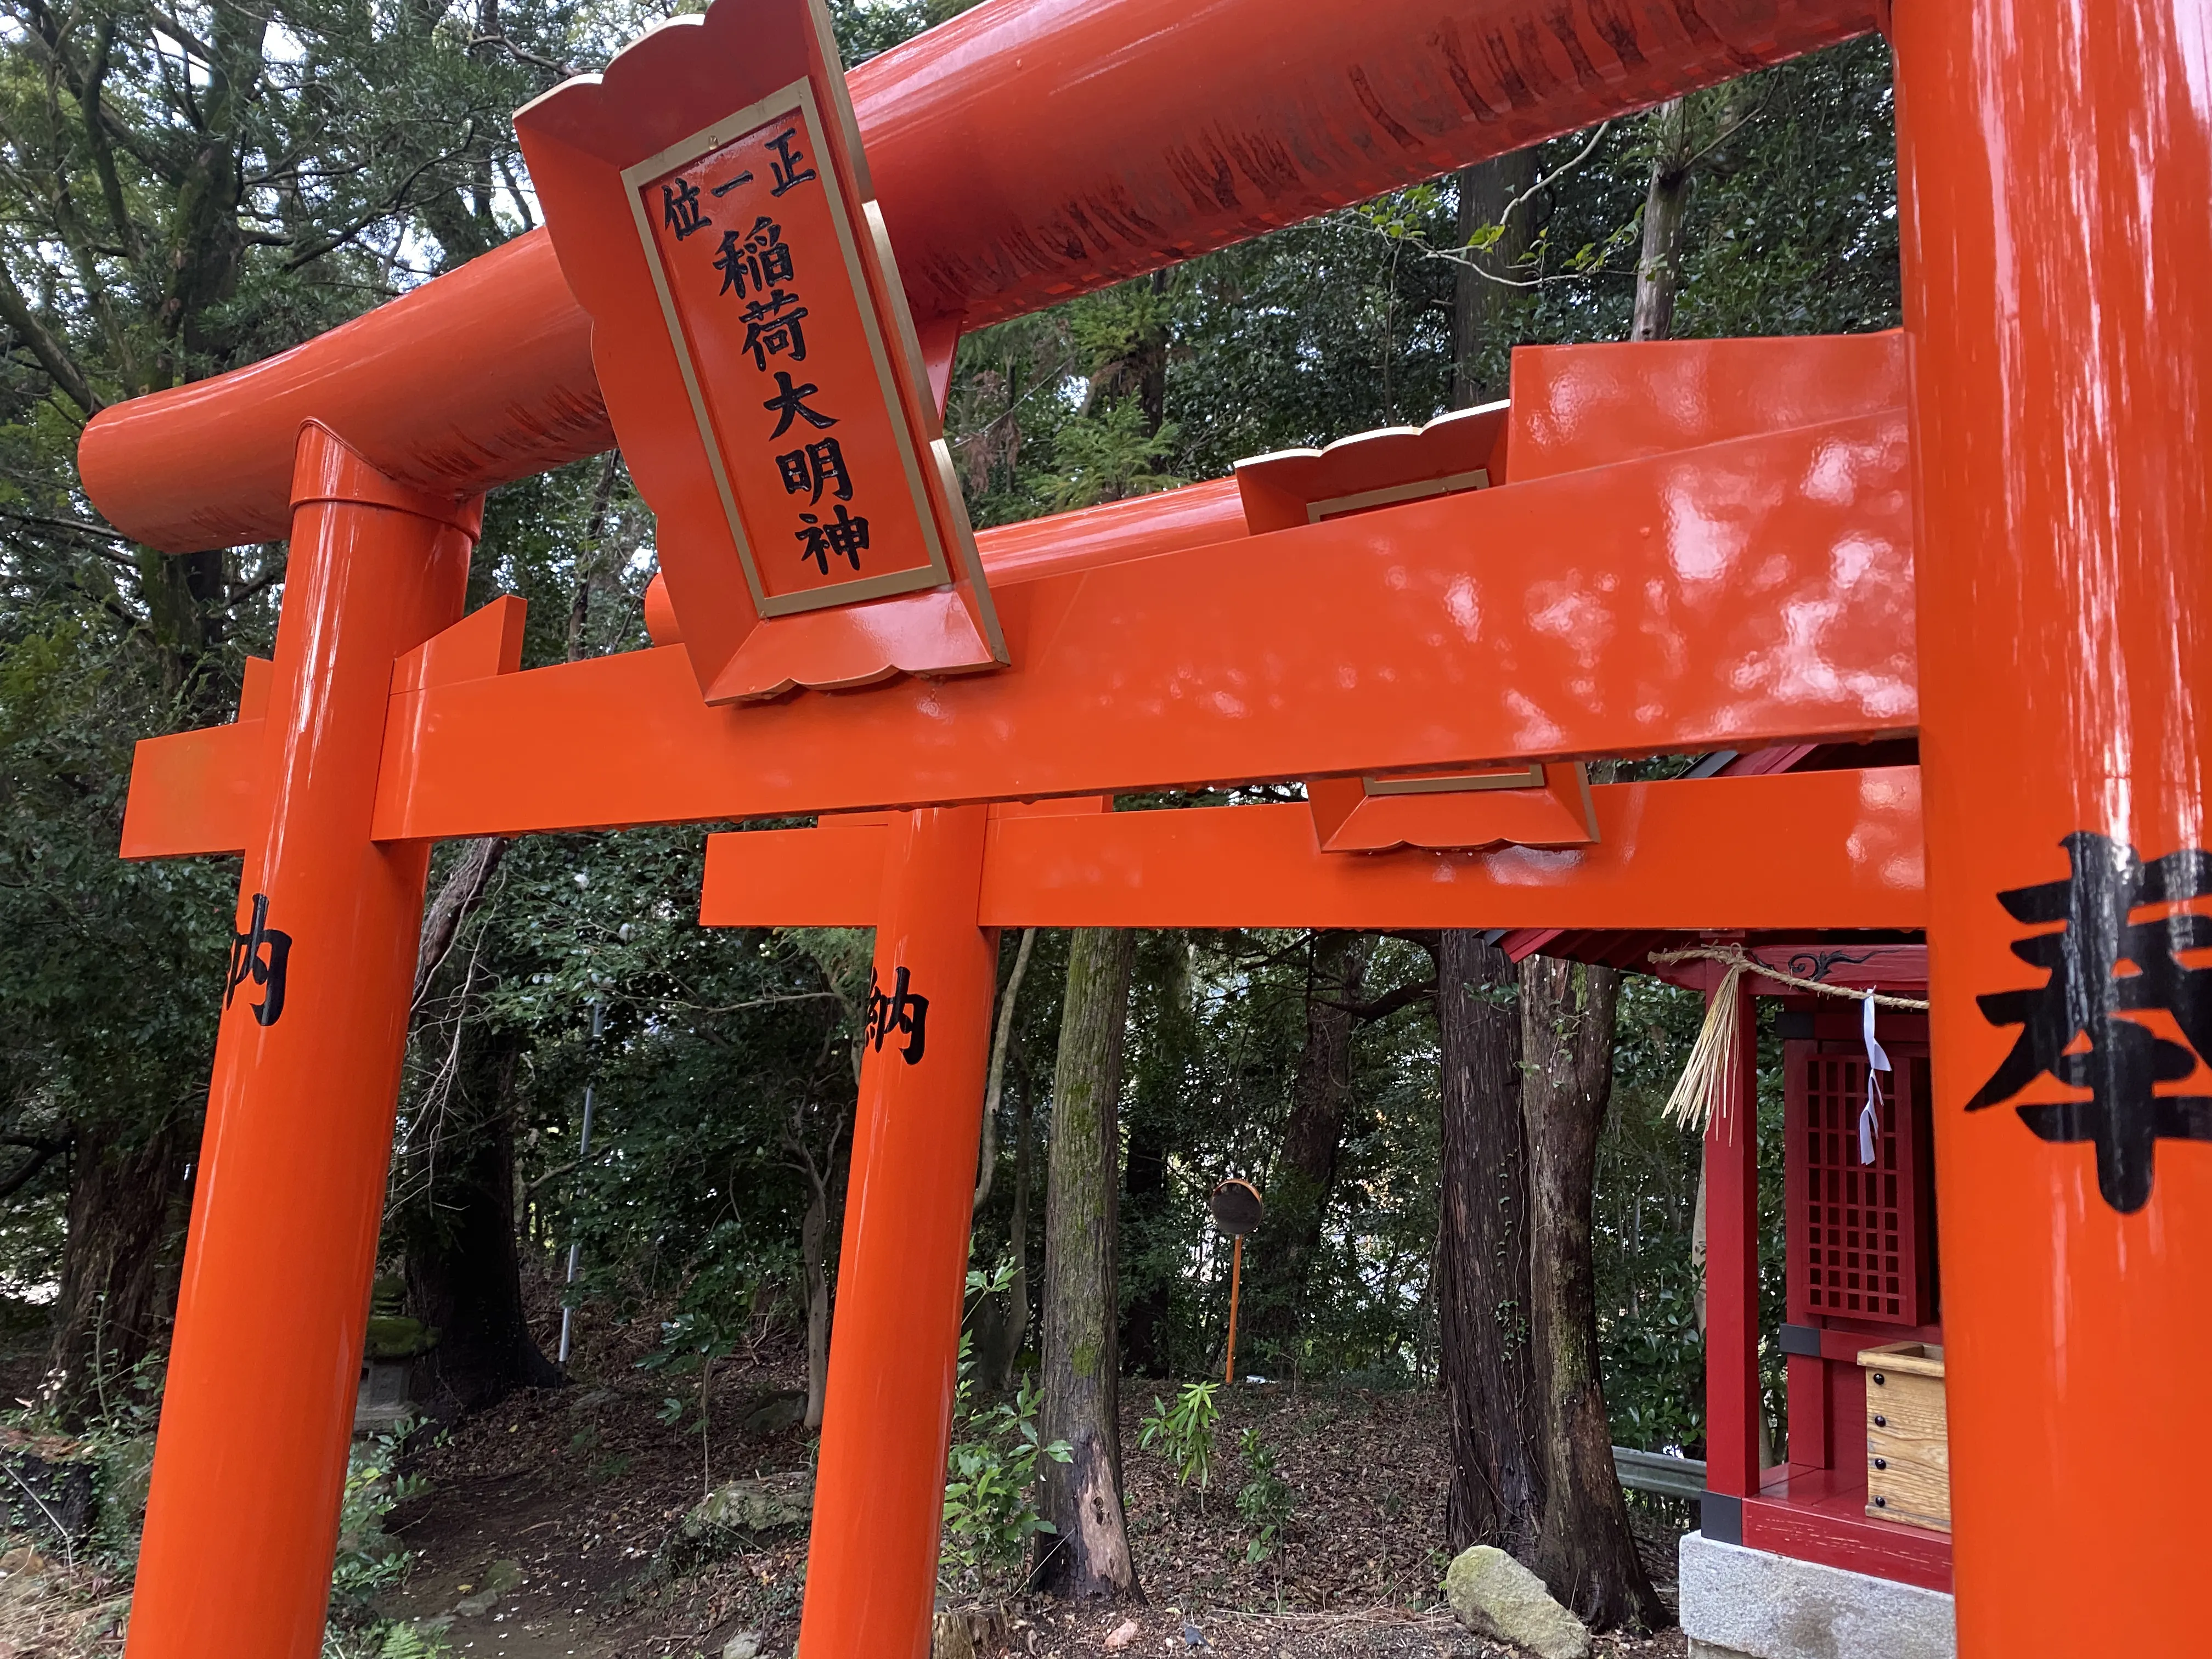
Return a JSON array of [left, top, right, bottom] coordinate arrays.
[[1361, 764, 1545, 797], [1306, 467, 1492, 524], [622, 80, 952, 619]]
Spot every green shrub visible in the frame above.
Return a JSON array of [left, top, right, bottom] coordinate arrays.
[[1138, 1380, 1220, 1501], [1233, 1427, 1294, 1562], [940, 1264, 1069, 1595]]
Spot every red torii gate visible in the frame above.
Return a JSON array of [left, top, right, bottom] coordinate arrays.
[[83, 0, 2212, 1656]]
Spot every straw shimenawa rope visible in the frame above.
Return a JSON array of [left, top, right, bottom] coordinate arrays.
[[1647, 945, 1929, 1136]]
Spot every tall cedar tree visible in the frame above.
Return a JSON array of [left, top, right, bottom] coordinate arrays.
[[1437, 930, 1540, 1556], [1243, 930, 1374, 1363], [1035, 927, 1139, 1599], [1520, 957, 1664, 1626], [1434, 142, 1663, 1627], [1437, 147, 1545, 1557]]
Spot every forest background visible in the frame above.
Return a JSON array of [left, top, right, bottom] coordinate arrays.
[[0, 0, 1901, 1639]]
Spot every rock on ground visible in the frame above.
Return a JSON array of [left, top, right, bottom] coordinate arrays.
[[1443, 1546, 1592, 1659], [689, 1474, 812, 1535], [452, 1557, 525, 1618], [659, 1472, 815, 1575]]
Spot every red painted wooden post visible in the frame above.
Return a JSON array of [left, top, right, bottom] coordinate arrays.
[[798, 806, 997, 1659], [1895, 3, 2212, 1649], [1701, 971, 1762, 1543], [126, 425, 478, 1659]]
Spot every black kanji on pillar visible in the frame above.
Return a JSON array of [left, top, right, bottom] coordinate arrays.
[[1968, 831, 2212, 1213]]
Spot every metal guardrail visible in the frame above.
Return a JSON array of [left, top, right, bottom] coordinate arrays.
[[1613, 1446, 1708, 1500]]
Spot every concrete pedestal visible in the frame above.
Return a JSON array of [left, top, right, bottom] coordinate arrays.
[[1679, 1531, 1954, 1659]]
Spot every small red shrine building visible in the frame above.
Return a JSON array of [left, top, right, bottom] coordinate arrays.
[[1510, 747, 1954, 1659]]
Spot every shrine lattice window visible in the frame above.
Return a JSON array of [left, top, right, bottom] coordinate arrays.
[[1784, 1043, 1934, 1328]]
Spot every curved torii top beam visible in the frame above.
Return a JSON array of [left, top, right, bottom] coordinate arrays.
[[78, 0, 1876, 552]]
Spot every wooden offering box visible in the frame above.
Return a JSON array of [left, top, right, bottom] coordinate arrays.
[[1860, 1341, 1950, 1532]]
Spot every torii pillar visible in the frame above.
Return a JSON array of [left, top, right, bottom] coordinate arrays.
[[802, 806, 998, 1658], [127, 426, 480, 1654], [1895, 3, 2212, 1651]]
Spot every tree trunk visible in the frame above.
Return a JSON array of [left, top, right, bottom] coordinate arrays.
[[975, 928, 1037, 1215], [1452, 149, 1543, 407], [800, 1175, 831, 1431], [1245, 930, 1373, 1363], [47, 1116, 189, 1415], [1035, 927, 1140, 1601], [787, 1092, 847, 1433], [415, 837, 507, 1003], [1118, 1104, 1170, 1378], [402, 837, 559, 1412], [1632, 98, 1695, 344], [1519, 957, 1664, 1630], [404, 1035, 562, 1414], [995, 1077, 1035, 1390], [1121, 933, 1195, 1379], [1436, 930, 1542, 1556]]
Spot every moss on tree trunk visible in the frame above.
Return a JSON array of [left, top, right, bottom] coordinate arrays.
[[1035, 927, 1139, 1600], [1519, 956, 1664, 1630]]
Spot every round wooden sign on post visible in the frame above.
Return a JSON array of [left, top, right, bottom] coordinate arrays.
[[1210, 1179, 1264, 1385]]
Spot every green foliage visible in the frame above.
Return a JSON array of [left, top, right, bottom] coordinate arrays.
[[940, 1267, 1069, 1596], [1116, 928, 1442, 1384], [1338, 37, 1898, 399], [1597, 978, 1791, 1457], [1138, 1380, 1220, 1498], [1595, 976, 1708, 1453], [940, 1367, 1066, 1590], [329, 1423, 431, 1614], [1043, 400, 1184, 511], [827, 0, 986, 63], [373, 1623, 455, 1659], [639, 1307, 745, 1448], [1233, 1427, 1294, 1563], [398, 823, 869, 1378], [7, 1338, 164, 1566]]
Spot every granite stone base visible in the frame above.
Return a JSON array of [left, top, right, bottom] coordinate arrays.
[[1678, 1530, 1955, 1659]]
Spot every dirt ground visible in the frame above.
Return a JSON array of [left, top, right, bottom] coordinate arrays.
[[371, 1324, 1692, 1659]]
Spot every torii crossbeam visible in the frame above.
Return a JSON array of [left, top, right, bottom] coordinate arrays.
[[84, 0, 2212, 1656]]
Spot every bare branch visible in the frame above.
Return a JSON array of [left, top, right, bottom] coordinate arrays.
[[216, 556, 285, 612], [414, 834, 509, 1008], [0, 506, 133, 545], [283, 122, 479, 271], [1370, 120, 1623, 294], [81, 18, 146, 272], [0, 259, 105, 414], [0, 1139, 63, 1200], [144, 5, 218, 64], [1321, 977, 1436, 1023], [466, 31, 577, 78]]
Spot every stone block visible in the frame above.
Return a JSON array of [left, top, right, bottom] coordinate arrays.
[[1678, 1530, 1954, 1659]]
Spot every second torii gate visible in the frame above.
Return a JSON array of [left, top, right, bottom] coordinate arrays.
[[118, 316, 1918, 1655]]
